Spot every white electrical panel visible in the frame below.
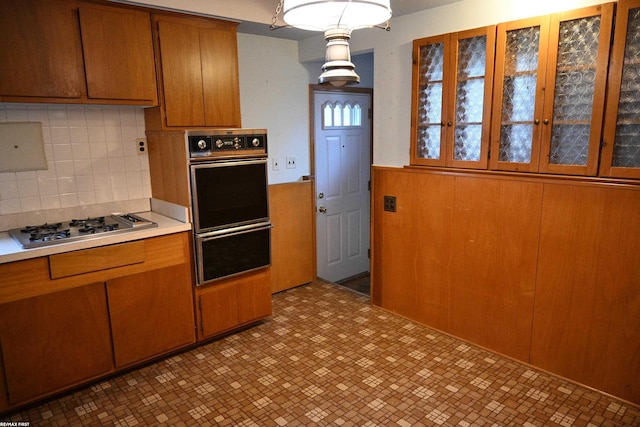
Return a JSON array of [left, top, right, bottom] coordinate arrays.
[[0, 122, 48, 172]]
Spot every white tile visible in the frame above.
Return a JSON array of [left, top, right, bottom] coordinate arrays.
[[47, 108, 69, 126], [17, 179, 39, 197], [121, 125, 138, 141], [50, 127, 72, 145], [95, 188, 113, 203], [126, 171, 143, 187], [70, 127, 89, 143], [90, 142, 108, 159], [60, 193, 79, 208], [0, 198, 21, 215], [40, 194, 61, 210], [0, 181, 19, 198], [106, 141, 124, 158], [20, 196, 41, 212], [6, 107, 29, 121], [112, 187, 129, 201], [92, 158, 110, 175], [38, 178, 59, 196], [88, 126, 107, 143], [74, 159, 93, 177], [71, 143, 92, 160], [55, 160, 75, 177], [27, 107, 49, 123], [124, 156, 141, 172], [76, 175, 95, 192], [67, 107, 87, 127], [57, 176, 77, 193], [108, 158, 126, 173], [78, 191, 97, 206], [15, 171, 37, 180], [53, 144, 73, 161]]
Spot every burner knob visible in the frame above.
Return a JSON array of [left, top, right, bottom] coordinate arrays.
[[251, 138, 260, 147], [215, 139, 224, 148], [197, 139, 207, 149], [233, 137, 241, 149]]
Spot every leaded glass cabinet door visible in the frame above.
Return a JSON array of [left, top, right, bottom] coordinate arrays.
[[411, 35, 450, 166], [601, 0, 640, 179], [539, 4, 613, 176], [490, 17, 549, 173], [446, 27, 495, 169]]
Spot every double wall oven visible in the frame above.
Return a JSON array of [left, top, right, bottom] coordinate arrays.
[[187, 129, 270, 286]]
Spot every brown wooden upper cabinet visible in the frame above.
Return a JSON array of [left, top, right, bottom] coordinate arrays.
[[600, 0, 640, 179], [410, 26, 496, 169], [152, 14, 241, 128], [490, 4, 614, 175], [0, 0, 157, 105]]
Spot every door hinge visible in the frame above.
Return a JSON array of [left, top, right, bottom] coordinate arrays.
[[368, 108, 372, 119], [368, 248, 371, 259], [368, 180, 371, 191]]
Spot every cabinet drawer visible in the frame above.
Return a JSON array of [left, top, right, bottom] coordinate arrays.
[[49, 241, 145, 279]]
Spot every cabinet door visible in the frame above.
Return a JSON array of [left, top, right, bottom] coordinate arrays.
[[411, 27, 495, 169], [156, 19, 206, 127], [197, 282, 238, 339], [236, 269, 272, 324], [106, 264, 196, 368], [446, 27, 495, 169], [0, 0, 84, 99], [0, 284, 113, 404], [155, 16, 241, 128], [411, 34, 451, 166], [491, 16, 549, 173], [200, 25, 242, 127], [600, 0, 640, 179], [538, 4, 613, 176], [79, 5, 157, 103]]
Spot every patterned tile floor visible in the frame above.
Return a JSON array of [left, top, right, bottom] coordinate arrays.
[[5, 281, 640, 426]]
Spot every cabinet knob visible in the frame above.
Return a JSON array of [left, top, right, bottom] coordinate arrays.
[[447, 121, 452, 127], [543, 118, 549, 125], [534, 119, 540, 125]]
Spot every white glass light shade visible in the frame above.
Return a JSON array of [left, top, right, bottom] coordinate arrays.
[[283, 0, 392, 31], [318, 29, 360, 86]]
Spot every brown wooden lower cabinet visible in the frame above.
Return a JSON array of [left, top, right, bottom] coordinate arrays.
[[372, 166, 640, 405], [196, 268, 272, 340], [0, 232, 196, 413], [0, 283, 113, 405], [107, 263, 196, 368]]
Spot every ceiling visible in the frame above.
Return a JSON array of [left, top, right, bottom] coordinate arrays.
[[112, 0, 461, 41]]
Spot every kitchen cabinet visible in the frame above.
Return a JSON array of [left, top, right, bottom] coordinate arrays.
[[148, 14, 241, 128], [0, 0, 84, 99], [410, 26, 496, 169], [600, 0, 640, 179], [0, 0, 157, 105], [107, 263, 196, 368], [196, 269, 271, 340], [490, 4, 613, 175], [0, 232, 195, 413], [0, 283, 113, 405]]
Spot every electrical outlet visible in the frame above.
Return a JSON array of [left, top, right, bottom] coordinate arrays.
[[383, 195, 397, 212], [136, 138, 147, 155], [286, 156, 296, 169], [272, 157, 280, 171]]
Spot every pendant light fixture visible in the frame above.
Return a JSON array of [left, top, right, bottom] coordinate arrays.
[[271, 0, 392, 86]]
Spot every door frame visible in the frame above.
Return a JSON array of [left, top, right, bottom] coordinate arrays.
[[308, 84, 374, 281]]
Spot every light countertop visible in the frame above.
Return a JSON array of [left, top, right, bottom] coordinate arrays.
[[0, 211, 192, 264]]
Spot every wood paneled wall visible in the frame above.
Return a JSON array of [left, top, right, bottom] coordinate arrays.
[[269, 181, 315, 293], [371, 166, 640, 405]]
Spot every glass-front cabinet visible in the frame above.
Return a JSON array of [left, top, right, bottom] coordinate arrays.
[[601, 0, 640, 179], [410, 27, 496, 169], [490, 4, 614, 175]]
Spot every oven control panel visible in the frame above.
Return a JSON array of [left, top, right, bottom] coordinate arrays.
[[188, 129, 267, 159]]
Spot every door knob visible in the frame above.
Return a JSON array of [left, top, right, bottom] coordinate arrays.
[[318, 206, 327, 213]]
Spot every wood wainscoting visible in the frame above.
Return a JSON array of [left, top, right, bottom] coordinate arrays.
[[269, 181, 316, 293], [371, 166, 640, 405]]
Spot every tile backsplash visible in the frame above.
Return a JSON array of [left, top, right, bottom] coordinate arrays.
[[0, 104, 151, 231]]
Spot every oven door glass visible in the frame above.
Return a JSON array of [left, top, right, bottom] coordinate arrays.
[[196, 224, 271, 285], [191, 159, 268, 233]]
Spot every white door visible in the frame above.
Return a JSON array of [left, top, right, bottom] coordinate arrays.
[[314, 90, 371, 283]]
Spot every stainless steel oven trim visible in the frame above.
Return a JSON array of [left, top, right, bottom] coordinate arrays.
[[189, 158, 269, 234], [195, 222, 272, 285]]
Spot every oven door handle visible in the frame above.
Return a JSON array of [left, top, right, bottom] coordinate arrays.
[[196, 222, 272, 239]]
